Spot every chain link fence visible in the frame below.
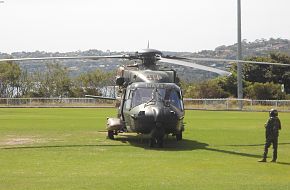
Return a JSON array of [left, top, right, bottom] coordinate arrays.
[[0, 98, 289, 111]]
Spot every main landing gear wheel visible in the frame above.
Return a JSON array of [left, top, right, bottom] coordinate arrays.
[[108, 130, 114, 140], [176, 132, 182, 141], [149, 136, 164, 148], [157, 136, 164, 148], [149, 138, 155, 148]]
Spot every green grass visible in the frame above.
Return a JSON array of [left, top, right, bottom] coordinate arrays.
[[0, 108, 290, 190]]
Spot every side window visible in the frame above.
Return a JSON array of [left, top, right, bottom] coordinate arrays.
[[169, 90, 183, 110], [179, 98, 184, 111], [131, 90, 143, 108], [125, 90, 133, 110], [179, 90, 184, 111]]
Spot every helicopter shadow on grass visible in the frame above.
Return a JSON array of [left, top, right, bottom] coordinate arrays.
[[114, 134, 262, 158], [114, 134, 207, 151]]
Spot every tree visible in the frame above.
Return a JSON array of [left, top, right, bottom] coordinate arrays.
[[214, 73, 237, 97], [183, 80, 229, 98], [29, 63, 72, 97], [18, 69, 35, 98], [243, 53, 290, 94], [243, 57, 272, 83], [73, 69, 115, 97], [196, 80, 230, 98], [244, 82, 286, 100], [0, 62, 21, 98], [270, 53, 290, 94]]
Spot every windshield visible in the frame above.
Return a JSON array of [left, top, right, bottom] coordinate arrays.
[[131, 87, 183, 110]]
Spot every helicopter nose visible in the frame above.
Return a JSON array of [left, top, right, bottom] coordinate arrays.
[[152, 107, 160, 122], [151, 107, 177, 123]]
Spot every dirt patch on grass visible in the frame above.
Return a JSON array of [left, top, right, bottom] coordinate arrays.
[[1, 136, 47, 146], [5, 138, 35, 145]]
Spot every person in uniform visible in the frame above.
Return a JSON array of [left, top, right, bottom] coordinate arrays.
[[258, 109, 281, 162]]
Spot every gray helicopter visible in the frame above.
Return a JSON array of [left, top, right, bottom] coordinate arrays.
[[0, 48, 288, 147]]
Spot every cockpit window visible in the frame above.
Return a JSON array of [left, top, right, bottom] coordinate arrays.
[[131, 88, 154, 108], [130, 87, 183, 110], [165, 89, 183, 110]]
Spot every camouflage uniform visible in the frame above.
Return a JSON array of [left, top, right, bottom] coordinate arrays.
[[260, 109, 281, 162]]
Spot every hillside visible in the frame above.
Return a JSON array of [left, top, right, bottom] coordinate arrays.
[[1, 38, 289, 82]]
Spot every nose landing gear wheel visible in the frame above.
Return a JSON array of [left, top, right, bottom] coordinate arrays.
[[149, 126, 165, 148], [108, 130, 114, 140], [149, 136, 164, 148], [149, 138, 155, 148]]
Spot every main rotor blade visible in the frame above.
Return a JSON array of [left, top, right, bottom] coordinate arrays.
[[0, 55, 129, 62], [170, 56, 290, 66], [160, 57, 231, 76]]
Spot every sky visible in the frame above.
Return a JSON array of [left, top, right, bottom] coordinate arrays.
[[0, 0, 289, 53]]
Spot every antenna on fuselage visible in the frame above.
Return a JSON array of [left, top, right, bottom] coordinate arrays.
[[147, 40, 150, 48]]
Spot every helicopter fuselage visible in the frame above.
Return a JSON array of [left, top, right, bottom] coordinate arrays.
[[121, 82, 184, 136], [106, 65, 185, 147]]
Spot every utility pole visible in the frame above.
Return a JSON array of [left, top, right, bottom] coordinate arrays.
[[237, 0, 243, 109]]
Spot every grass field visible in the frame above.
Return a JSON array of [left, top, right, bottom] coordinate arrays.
[[0, 108, 290, 190]]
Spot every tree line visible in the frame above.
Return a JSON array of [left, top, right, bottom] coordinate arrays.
[[0, 53, 290, 100], [0, 62, 114, 98], [182, 53, 290, 100]]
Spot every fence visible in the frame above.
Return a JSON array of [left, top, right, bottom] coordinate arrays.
[[183, 98, 290, 112], [0, 98, 290, 112], [0, 98, 115, 108]]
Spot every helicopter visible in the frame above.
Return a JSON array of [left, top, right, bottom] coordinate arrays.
[[0, 47, 288, 147]]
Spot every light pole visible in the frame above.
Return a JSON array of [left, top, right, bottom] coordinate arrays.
[[237, 0, 243, 108]]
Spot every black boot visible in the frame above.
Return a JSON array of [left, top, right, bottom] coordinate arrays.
[[259, 146, 268, 162], [258, 158, 267, 162], [258, 152, 267, 162]]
